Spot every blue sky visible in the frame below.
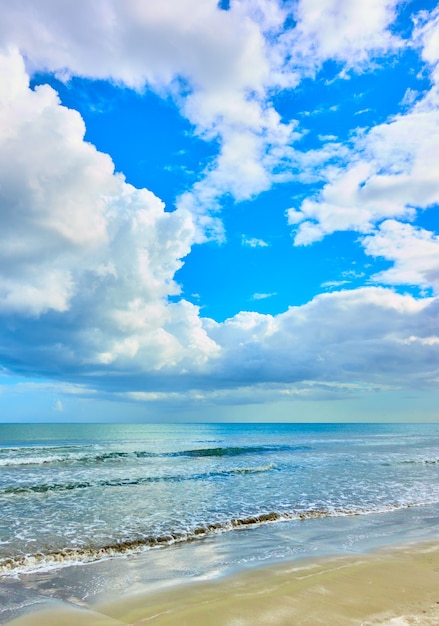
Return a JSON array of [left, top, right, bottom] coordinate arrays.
[[0, 0, 438, 422]]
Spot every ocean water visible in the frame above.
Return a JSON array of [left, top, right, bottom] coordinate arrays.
[[0, 421, 439, 624], [0, 424, 439, 621]]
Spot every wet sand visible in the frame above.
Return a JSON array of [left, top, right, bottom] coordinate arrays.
[[5, 541, 439, 626]]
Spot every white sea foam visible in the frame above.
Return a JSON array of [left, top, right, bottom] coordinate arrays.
[[0, 456, 67, 467]]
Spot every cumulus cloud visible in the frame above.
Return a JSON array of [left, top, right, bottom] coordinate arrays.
[[0, 51, 112, 315], [279, 0, 401, 78], [242, 236, 269, 248], [363, 220, 439, 292], [288, 103, 439, 245], [6, 286, 439, 395], [204, 288, 439, 391], [0, 50, 218, 375], [414, 5, 439, 68], [299, 0, 400, 61]]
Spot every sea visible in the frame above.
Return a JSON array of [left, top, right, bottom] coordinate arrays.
[[0, 422, 438, 622]]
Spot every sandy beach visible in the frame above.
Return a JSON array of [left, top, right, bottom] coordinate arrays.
[[5, 541, 439, 626]]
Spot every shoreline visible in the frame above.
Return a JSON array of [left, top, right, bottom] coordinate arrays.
[[4, 540, 439, 625]]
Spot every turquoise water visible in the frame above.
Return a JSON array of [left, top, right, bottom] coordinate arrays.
[[0, 422, 438, 581]]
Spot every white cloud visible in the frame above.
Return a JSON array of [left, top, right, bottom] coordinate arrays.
[[280, 0, 401, 76], [401, 88, 420, 108], [0, 51, 112, 315], [321, 280, 349, 289], [252, 292, 277, 300], [242, 236, 269, 248], [288, 102, 439, 244], [363, 220, 439, 292], [206, 288, 439, 390], [1, 70, 438, 397], [414, 5, 439, 67], [318, 134, 338, 142], [0, 1, 265, 90], [0, 50, 219, 373], [53, 399, 64, 412]]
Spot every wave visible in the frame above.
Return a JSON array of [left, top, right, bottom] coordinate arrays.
[[91, 444, 306, 461], [0, 502, 416, 577], [172, 445, 299, 458], [0, 444, 305, 467], [0, 451, 156, 467], [2, 464, 276, 496]]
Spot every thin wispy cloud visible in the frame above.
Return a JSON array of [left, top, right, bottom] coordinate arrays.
[[242, 236, 270, 248], [252, 292, 277, 300]]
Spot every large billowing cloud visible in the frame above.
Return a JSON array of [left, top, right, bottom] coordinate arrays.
[[206, 288, 439, 390], [0, 50, 218, 375]]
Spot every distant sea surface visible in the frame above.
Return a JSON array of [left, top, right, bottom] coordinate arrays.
[[0, 422, 438, 585]]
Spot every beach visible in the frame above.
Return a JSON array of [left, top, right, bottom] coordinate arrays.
[[4, 541, 439, 625]]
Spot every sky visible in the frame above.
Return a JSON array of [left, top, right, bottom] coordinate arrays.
[[0, 0, 438, 423]]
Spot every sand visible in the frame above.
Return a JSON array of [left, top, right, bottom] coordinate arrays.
[[4, 541, 439, 626]]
